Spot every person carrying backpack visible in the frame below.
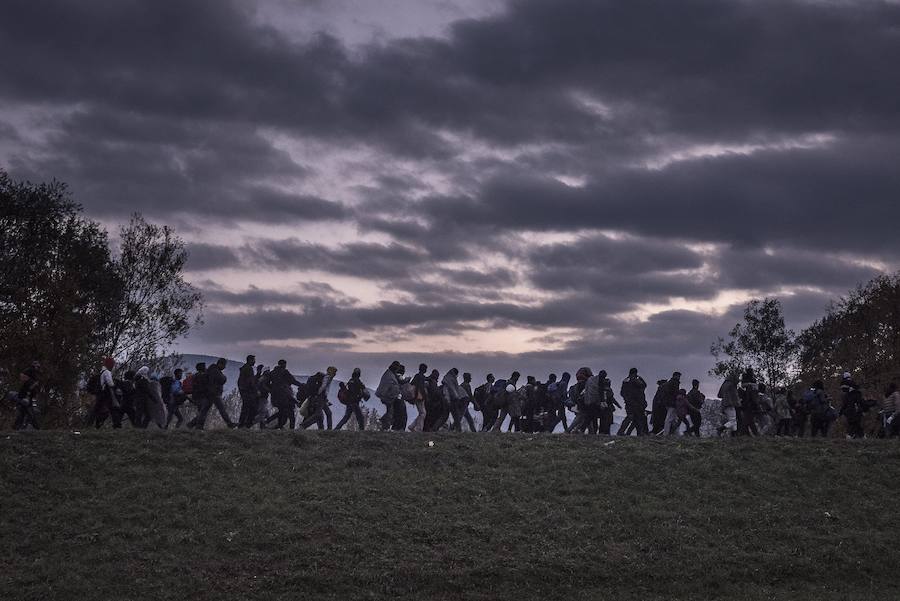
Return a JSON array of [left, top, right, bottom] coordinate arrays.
[[774, 387, 792, 436], [164, 369, 187, 428], [478, 374, 498, 431], [134, 366, 167, 429], [187, 363, 209, 429], [717, 374, 740, 437], [807, 380, 832, 437], [459, 372, 477, 432], [335, 368, 369, 430], [649, 378, 669, 435], [391, 364, 409, 431], [598, 377, 620, 435], [112, 370, 138, 428], [265, 360, 303, 429], [619, 368, 649, 436], [790, 387, 809, 437], [661, 372, 683, 436], [299, 369, 333, 430], [739, 369, 759, 436], [566, 368, 596, 434], [253, 366, 271, 428], [840, 377, 866, 439], [193, 358, 236, 429], [551, 372, 571, 432], [376, 361, 402, 431], [490, 371, 522, 433], [442, 368, 468, 432], [685, 379, 705, 437], [423, 369, 445, 432], [407, 364, 429, 432]]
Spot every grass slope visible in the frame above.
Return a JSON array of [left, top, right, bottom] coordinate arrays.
[[2, 431, 899, 601]]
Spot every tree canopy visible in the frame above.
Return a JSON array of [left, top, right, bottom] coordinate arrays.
[[710, 298, 798, 388], [798, 275, 900, 394], [0, 170, 202, 424]]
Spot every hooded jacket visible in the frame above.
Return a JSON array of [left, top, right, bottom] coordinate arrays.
[[207, 364, 227, 396], [583, 375, 602, 406], [718, 378, 740, 409], [620, 375, 648, 410], [441, 370, 466, 402], [376, 368, 400, 402]]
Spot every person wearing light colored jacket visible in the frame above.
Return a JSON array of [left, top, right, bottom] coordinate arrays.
[[135, 366, 167, 429], [717, 374, 740, 436], [442, 368, 467, 432], [376, 361, 402, 431]]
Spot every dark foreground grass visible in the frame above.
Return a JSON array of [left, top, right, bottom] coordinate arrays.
[[1, 431, 899, 601]]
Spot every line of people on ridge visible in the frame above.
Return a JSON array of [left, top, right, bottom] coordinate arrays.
[[7, 358, 895, 438], [716, 368, 887, 438]]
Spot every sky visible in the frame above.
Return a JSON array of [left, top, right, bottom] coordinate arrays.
[[2, 0, 899, 389]]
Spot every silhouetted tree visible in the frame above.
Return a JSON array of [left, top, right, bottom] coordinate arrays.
[[0, 171, 119, 423], [711, 298, 798, 388], [798, 274, 900, 393], [102, 214, 203, 368]]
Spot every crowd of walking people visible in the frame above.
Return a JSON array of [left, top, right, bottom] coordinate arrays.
[[6, 356, 897, 438]]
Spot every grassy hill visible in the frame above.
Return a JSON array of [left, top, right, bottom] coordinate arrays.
[[2, 431, 899, 601]]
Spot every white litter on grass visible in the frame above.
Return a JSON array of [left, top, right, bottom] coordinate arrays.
[[427, 441, 435, 448], [72, 431, 81, 436], [603, 440, 617, 447]]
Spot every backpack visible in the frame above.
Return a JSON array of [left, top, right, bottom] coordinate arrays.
[[86, 373, 102, 396], [337, 384, 349, 404], [301, 374, 323, 403], [801, 389, 818, 413], [182, 373, 194, 395], [159, 376, 174, 403], [473, 383, 488, 410], [401, 382, 416, 404]]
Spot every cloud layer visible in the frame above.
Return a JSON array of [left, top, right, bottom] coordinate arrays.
[[2, 0, 898, 386]]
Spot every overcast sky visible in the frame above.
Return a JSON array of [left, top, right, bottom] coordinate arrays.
[[2, 0, 899, 388]]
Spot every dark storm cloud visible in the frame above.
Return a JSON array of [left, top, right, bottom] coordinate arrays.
[[714, 247, 881, 292], [3, 0, 899, 380], [6, 108, 348, 224], [249, 239, 428, 279], [422, 137, 900, 257], [198, 281, 357, 309], [4, 0, 898, 154], [185, 243, 243, 271]]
